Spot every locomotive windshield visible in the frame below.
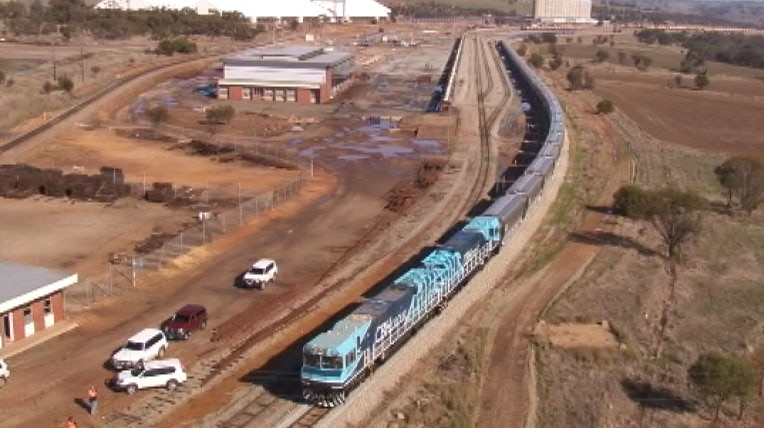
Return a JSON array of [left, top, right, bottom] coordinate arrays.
[[322, 356, 343, 369], [303, 352, 344, 369], [303, 352, 321, 368]]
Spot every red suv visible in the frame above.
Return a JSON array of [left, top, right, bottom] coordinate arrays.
[[161, 304, 208, 340]]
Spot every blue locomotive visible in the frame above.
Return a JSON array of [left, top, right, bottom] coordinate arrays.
[[301, 38, 566, 407]]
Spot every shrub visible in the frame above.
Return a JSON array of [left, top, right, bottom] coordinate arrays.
[[57, 76, 74, 93], [42, 81, 55, 93], [549, 57, 563, 71], [596, 99, 615, 114], [695, 73, 710, 90], [517, 44, 527, 57], [566, 65, 595, 90], [613, 185, 653, 218], [595, 49, 610, 63], [528, 53, 544, 68]]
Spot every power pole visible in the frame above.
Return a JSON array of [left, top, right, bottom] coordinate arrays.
[[52, 47, 57, 81], [80, 44, 85, 83]]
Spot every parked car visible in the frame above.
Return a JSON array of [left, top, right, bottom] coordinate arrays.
[[243, 258, 278, 289], [0, 359, 9, 388], [161, 304, 208, 340], [110, 358, 187, 395], [111, 328, 168, 370]]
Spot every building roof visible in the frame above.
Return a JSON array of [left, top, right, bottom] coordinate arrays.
[[225, 46, 353, 69], [95, 0, 391, 19], [0, 262, 77, 314]]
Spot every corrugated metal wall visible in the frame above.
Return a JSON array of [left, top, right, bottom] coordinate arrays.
[[224, 66, 326, 84]]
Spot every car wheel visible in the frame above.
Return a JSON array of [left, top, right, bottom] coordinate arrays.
[[126, 384, 138, 395], [200, 320, 207, 330], [166, 380, 179, 391], [183, 332, 190, 340], [136, 360, 144, 369], [158, 347, 166, 358]]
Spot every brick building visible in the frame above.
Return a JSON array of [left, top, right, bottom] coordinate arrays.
[[217, 46, 354, 104], [0, 262, 77, 350]]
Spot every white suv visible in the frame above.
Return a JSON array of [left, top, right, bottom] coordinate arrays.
[[111, 328, 168, 370], [0, 359, 9, 388], [111, 358, 187, 395], [243, 258, 278, 289]]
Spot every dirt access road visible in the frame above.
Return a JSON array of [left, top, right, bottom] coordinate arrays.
[[476, 86, 634, 428], [0, 155, 417, 428]]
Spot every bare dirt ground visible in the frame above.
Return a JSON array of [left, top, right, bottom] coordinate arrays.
[[552, 34, 764, 157]]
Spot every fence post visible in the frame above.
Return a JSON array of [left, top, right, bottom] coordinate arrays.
[[202, 219, 206, 243], [238, 182, 243, 226], [132, 256, 136, 288], [180, 232, 183, 252]]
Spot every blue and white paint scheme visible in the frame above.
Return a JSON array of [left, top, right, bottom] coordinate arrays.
[[300, 37, 567, 408]]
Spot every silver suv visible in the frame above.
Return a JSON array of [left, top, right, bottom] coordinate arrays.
[[0, 359, 9, 388], [111, 358, 187, 395], [111, 328, 168, 370]]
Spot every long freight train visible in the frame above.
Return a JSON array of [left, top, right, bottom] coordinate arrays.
[[301, 38, 566, 407]]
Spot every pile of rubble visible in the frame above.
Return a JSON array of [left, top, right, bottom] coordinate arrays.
[[385, 182, 417, 214], [415, 159, 446, 189], [0, 164, 131, 202]]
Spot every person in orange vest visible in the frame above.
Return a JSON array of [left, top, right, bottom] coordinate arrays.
[[87, 385, 98, 415], [63, 416, 77, 428]]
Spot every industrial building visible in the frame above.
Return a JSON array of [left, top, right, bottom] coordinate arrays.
[[533, 0, 596, 24], [218, 46, 354, 104], [0, 262, 77, 350], [94, 0, 391, 23]]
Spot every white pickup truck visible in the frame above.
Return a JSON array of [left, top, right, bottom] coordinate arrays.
[[0, 359, 9, 388]]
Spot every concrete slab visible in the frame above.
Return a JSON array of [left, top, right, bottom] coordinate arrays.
[[0, 320, 79, 359]]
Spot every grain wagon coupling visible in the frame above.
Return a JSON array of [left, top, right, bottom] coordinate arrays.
[[299, 36, 567, 410]]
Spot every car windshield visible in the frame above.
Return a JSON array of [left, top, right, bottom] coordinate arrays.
[[125, 340, 143, 351], [303, 352, 321, 368], [130, 367, 144, 376], [249, 267, 265, 275], [172, 314, 190, 323], [321, 356, 343, 370]]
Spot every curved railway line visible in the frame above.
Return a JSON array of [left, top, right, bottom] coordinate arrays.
[[261, 34, 513, 428], [183, 33, 505, 428]]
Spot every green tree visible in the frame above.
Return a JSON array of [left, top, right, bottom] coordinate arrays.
[[147, 105, 169, 129], [528, 52, 544, 68], [595, 48, 610, 63], [540, 32, 557, 44], [715, 156, 764, 215], [632, 53, 653, 71], [695, 72, 710, 90], [596, 99, 614, 114], [42, 81, 54, 93], [205, 105, 235, 138], [689, 352, 758, 423], [647, 188, 705, 358]]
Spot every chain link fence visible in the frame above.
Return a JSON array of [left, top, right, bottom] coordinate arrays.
[[66, 170, 311, 311]]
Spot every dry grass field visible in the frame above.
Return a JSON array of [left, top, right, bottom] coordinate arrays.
[[363, 32, 764, 428], [532, 35, 764, 428]]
